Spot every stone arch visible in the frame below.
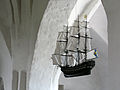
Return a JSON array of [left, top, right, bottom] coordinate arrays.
[[29, 0, 77, 90], [29, 0, 108, 90]]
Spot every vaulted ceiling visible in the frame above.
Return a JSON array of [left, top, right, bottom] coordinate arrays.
[[0, 0, 49, 70]]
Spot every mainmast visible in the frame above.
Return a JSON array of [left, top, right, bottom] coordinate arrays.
[[84, 15, 88, 61], [65, 1, 69, 66], [65, 25, 69, 66], [77, 15, 80, 64]]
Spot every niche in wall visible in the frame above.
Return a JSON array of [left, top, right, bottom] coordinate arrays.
[[19, 71, 26, 90], [59, 85, 64, 90], [12, 70, 27, 90], [0, 77, 4, 90], [12, 71, 19, 90]]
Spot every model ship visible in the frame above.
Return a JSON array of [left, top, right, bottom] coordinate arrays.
[[52, 15, 98, 77]]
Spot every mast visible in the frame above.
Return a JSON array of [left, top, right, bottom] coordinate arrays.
[[65, 25, 69, 66], [77, 15, 80, 64], [84, 15, 88, 61], [64, 1, 69, 66], [65, 0, 69, 66]]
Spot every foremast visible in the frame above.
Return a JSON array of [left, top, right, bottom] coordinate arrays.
[[84, 15, 88, 62], [64, 25, 69, 66]]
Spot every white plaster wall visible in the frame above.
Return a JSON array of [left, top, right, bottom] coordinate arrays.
[[89, 4, 108, 89], [59, 4, 108, 90], [68, 0, 101, 26], [29, 0, 77, 90], [0, 31, 12, 90], [102, 0, 120, 90]]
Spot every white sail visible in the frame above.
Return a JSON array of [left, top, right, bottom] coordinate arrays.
[[69, 26, 79, 35], [61, 55, 75, 66], [52, 32, 68, 66], [67, 26, 79, 51], [55, 42, 66, 54], [67, 27, 91, 52], [52, 53, 75, 66], [78, 28, 91, 50], [67, 56, 76, 66], [57, 32, 67, 42], [55, 32, 67, 54], [72, 52, 83, 64], [52, 54, 61, 65], [67, 36, 78, 51]]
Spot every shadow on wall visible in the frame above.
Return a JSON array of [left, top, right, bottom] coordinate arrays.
[[91, 28, 108, 89], [0, 77, 4, 90]]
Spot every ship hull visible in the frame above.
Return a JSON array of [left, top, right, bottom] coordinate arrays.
[[61, 60, 95, 77]]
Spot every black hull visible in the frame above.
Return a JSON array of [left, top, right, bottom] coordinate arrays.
[[61, 60, 95, 77]]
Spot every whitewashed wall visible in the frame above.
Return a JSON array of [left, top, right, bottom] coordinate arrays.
[[102, 0, 120, 90], [0, 31, 12, 90], [29, 0, 77, 90], [29, 0, 108, 90]]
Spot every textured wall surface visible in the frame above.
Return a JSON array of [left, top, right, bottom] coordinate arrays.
[[0, 31, 12, 90], [29, 0, 77, 90], [102, 0, 120, 90]]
